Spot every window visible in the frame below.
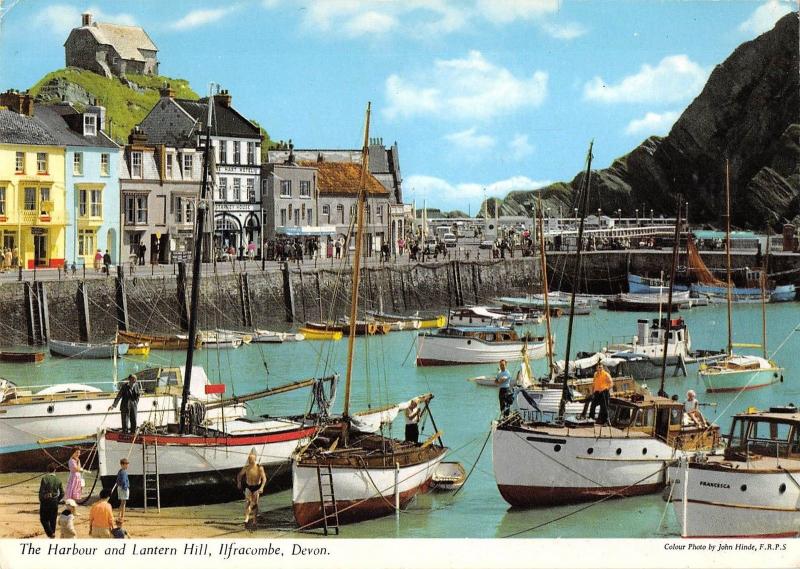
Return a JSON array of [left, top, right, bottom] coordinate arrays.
[[15, 152, 24, 173], [39, 187, 50, 215], [219, 141, 227, 164], [166, 154, 173, 178], [322, 204, 330, 223], [83, 114, 97, 136], [36, 153, 48, 174], [337, 204, 344, 224], [100, 153, 110, 176], [307, 210, 312, 226], [73, 153, 83, 176], [185, 200, 194, 224], [247, 142, 255, 165], [90, 189, 102, 217], [0, 187, 5, 215], [78, 229, 95, 256], [377, 205, 383, 223], [125, 195, 148, 224], [366, 205, 371, 223], [280, 209, 286, 226], [233, 142, 241, 164], [247, 179, 255, 202], [131, 152, 142, 177], [233, 178, 241, 201], [24, 187, 36, 210], [175, 196, 183, 223], [280, 180, 292, 197], [218, 178, 227, 201], [79, 190, 87, 217], [287, 204, 292, 223], [183, 154, 193, 178], [294, 209, 300, 225], [299, 180, 311, 197]]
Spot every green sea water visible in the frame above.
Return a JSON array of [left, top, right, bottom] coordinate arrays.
[[3, 302, 799, 538]]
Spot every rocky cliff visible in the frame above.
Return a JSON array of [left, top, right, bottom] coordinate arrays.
[[494, 13, 799, 230]]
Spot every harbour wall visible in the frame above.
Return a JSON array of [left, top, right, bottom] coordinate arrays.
[[0, 251, 797, 344]]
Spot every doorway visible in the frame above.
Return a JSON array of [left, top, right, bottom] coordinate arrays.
[[34, 234, 48, 267]]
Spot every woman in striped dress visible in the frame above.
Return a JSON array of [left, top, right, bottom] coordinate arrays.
[[65, 449, 84, 501]]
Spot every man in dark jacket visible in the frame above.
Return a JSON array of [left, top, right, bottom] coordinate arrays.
[[109, 374, 141, 433], [39, 462, 64, 538]]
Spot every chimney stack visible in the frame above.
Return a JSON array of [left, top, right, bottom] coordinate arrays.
[[128, 126, 148, 146], [82, 12, 92, 27], [0, 90, 34, 116], [159, 84, 175, 99], [214, 89, 232, 108]]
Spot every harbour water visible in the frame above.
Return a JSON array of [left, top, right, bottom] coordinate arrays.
[[3, 302, 798, 539]]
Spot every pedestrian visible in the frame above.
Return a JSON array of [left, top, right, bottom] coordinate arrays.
[[12, 247, 19, 268], [109, 374, 141, 433], [39, 462, 64, 538], [103, 250, 111, 273], [587, 363, 612, 424], [138, 242, 146, 266], [404, 399, 421, 443], [116, 458, 130, 523], [3, 248, 10, 270], [58, 499, 78, 539], [111, 521, 130, 539], [65, 448, 84, 501], [335, 239, 341, 259], [495, 359, 513, 417], [89, 488, 114, 538], [93, 249, 102, 272], [237, 451, 266, 528], [683, 389, 703, 426], [247, 240, 256, 260]]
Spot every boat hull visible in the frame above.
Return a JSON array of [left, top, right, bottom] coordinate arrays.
[[49, 340, 128, 359], [298, 327, 343, 341], [0, 351, 44, 363], [699, 365, 782, 393], [416, 335, 544, 366], [116, 331, 197, 350]]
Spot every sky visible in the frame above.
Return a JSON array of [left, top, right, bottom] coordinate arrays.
[[0, 0, 794, 214]]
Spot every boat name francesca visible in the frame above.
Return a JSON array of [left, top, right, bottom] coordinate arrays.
[[19, 541, 330, 559], [663, 542, 786, 552]]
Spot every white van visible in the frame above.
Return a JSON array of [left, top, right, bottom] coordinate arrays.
[[443, 233, 457, 247]]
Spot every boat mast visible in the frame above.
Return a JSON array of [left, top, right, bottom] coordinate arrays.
[[761, 225, 769, 359], [657, 195, 682, 397], [724, 160, 733, 356], [536, 193, 554, 380], [179, 86, 215, 434], [558, 141, 593, 420], [342, 102, 371, 418]]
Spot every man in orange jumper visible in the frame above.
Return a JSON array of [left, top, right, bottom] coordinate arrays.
[[589, 363, 612, 424], [89, 488, 115, 538]]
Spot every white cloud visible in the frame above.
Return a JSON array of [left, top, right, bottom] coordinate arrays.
[[405, 174, 550, 210], [475, 0, 559, 24], [35, 5, 136, 36], [384, 51, 548, 121], [540, 21, 587, 40], [444, 127, 496, 150], [738, 0, 793, 36], [344, 11, 398, 37], [583, 55, 708, 104], [508, 134, 534, 160], [172, 8, 234, 31], [625, 111, 681, 136]]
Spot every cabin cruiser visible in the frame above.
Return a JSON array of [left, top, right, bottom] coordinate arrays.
[[416, 326, 545, 366], [448, 306, 525, 328]]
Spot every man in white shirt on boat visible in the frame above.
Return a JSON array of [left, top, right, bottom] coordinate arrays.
[[495, 360, 513, 417], [109, 374, 141, 434], [404, 399, 422, 443]]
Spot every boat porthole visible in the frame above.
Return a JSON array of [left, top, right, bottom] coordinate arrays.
[[47, 405, 54, 414], [641, 448, 647, 455], [740, 484, 747, 492], [467, 340, 472, 345], [85, 404, 92, 411], [779, 483, 786, 494], [554, 444, 561, 452], [587, 448, 593, 455], [616, 448, 622, 455], [152, 400, 158, 407]]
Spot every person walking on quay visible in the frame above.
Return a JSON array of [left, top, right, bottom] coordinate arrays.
[[587, 363, 612, 424], [103, 250, 111, 273], [138, 242, 146, 266], [65, 448, 84, 501], [11, 247, 19, 268], [89, 488, 114, 538], [116, 458, 130, 523], [3, 248, 11, 270], [404, 398, 421, 443], [39, 462, 64, 538], [495, 359, 513, 417], [58, 499, 78, 539], [93, 249, 102, 272], [109, 374, 141, 433], [247, 240, 256, 260], [335, 239, 342, 259], [237, 451, 266, 528]]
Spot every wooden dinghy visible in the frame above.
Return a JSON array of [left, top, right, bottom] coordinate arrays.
[[0, 351, 44, 364], [49, 339, 128, 359], [116, 330, 200, 350], [126, 343, 150, 356], [431, 461, 466, 491], [298, 327, 344, 341]]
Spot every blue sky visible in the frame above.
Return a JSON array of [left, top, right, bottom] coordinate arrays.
[[0, 0, 794, 213]]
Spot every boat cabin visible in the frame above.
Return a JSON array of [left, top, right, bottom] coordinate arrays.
[[723, 406, 800, 461], [437, 326, 520, 343]]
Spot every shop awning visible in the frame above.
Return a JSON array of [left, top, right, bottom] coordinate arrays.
[[277, 225, 338, 236]]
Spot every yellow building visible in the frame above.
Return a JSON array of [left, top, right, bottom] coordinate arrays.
[[0, 93, 67, 269]]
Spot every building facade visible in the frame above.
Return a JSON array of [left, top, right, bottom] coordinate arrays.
[[64, 13, 158, 78], [261, 158, 326, 242], [138, 88, 262, 258]]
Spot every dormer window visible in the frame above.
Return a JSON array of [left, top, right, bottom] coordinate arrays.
[[183, 154, 193, 178], [83, 114, 97, 136], [131, 152, 142, 178]]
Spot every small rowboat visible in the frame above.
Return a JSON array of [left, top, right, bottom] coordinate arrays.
[[419, 315, 447, 329], [215, 329, 253, 344], [298, 327, 344, 341], [468, 375, 500, 387], [0, 351, 44, 364], [251, 330, 305, 343], [49, 339, 128, 359], [126, 343, 150, 357], [431, 461, 466, 491], [117, 330, 200, 350]]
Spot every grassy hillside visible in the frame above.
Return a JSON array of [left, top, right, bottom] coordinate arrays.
[[29, 68, 198, 144]]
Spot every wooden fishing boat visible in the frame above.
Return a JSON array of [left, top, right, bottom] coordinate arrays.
[[126, 343, 151, 356], [667, 406, 800, 537], [365, 311, 423, 330], [298, 327, 343, 341], [49, 339, 128, 359], [0, 351, 44, 364], [116, 330, 200, 350], [627, 273, 689, 294], [431, 461, 466, 491], [604, 292, 689, 312], [449, 306, 521, 328]]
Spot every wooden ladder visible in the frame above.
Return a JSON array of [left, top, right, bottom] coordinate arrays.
[[142, 440, 161, 512], [315, 464, 339, 535]]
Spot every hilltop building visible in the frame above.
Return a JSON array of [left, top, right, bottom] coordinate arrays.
[[64, 12, 159, 78]]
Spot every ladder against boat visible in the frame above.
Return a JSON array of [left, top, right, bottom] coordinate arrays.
[[142, 439, 161, 512], [315, 464, 340, 535]]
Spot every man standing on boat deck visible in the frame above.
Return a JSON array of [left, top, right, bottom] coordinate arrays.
[[495, 360, 514, 417], [404, 398, 422, 443], [39, 462, 64, 538], [589, 364, 612, 424], [109, 374, 141, 433], [237, 451, 267, 528]]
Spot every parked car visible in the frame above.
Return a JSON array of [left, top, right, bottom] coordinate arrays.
[[479, 240, 494, 249], [443, 233, 457, 247]]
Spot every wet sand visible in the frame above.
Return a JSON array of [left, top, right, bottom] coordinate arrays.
[[0, 472, 296, 539]]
